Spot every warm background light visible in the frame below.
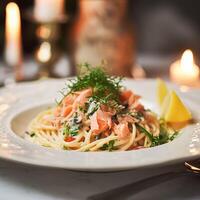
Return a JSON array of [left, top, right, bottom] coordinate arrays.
[[37, 42, 51, 63], [170, 49, 200, 86], [34, 0, 64, 22], [5, 2, 22, 67], [180, 49, 194, 73]]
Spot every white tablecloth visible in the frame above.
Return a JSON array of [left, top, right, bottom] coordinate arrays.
[[0, 160, 200, 200], [0, 60, 200, 200]]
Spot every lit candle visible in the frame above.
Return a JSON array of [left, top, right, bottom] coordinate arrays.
[[37, 42, 51, 63], [34, 0, 64, 22], [170, 49, 200, 86], [5, 2, 22, 68]]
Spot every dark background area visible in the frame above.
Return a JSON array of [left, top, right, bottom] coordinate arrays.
[[0, 0, 200, 60]]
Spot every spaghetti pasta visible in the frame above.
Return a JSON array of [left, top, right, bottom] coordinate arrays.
[[25, 64, 178, 152]]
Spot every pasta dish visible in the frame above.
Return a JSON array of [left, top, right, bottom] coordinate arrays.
[[26, 64, 178, 151]]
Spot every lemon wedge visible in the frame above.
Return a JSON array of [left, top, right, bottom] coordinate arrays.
[[161, 92, 170, 116], [156, 78, 168, 106], [161, 90, 192, 123]]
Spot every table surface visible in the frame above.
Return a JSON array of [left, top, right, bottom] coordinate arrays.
[[0, 159, 200, 200], [0, 59, 200, 200]]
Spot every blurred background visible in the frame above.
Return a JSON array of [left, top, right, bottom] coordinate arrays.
[[0, 0, 200, 83]]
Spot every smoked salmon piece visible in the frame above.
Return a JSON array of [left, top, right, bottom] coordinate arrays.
[[90, 109, 112, 135], [73, 88, 92, 109], [61, 105, 73, 117], [120, 90, 141, 107], [120, 90, 133, 102], [114, 122, 130, 139], [62, 94, 75, 106]]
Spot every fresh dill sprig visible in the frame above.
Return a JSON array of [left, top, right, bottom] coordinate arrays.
[[100, 140, 117, 151], [135, 122, 178, 147], [58, 63, 123, 109]]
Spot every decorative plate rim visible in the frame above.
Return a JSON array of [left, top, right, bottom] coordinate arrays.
[[0, 79, 199, 172]]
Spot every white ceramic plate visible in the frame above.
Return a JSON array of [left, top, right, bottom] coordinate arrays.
[[0, 79, 199, 172]]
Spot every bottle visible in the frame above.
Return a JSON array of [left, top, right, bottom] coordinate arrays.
[[71, 0, 135, 77]]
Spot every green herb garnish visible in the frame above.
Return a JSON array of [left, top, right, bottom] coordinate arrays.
[[30, 132, 36, 137], [134, 112, 144, 120], [135, 123, 178, 147], [62, 113, 82, 137], [58, 63, 123, 111], [100, 140, 117, 151], [169, 131, 178, 141], [135, 123, 154, 142], [63, 124, 78, 137]]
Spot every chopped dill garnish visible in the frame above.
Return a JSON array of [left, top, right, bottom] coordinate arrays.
[[63, 124, 79, 137], [100, 140, 117, 151], [25, 131, 36, 137], [135, 122, 178, 147], [135, 123, 154, 142], [62, 113, 82, 137], [30, 132, 35, 137], [168, 131, 178, 141], [58, 63, 123, 110]]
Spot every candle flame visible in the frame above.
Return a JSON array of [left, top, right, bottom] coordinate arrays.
[[170, 49, 200, 86], [6, 3, 21, 34], [5, 2, 22, 68], [37, 42, 51, 63], [180, 49, 194, 72]]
